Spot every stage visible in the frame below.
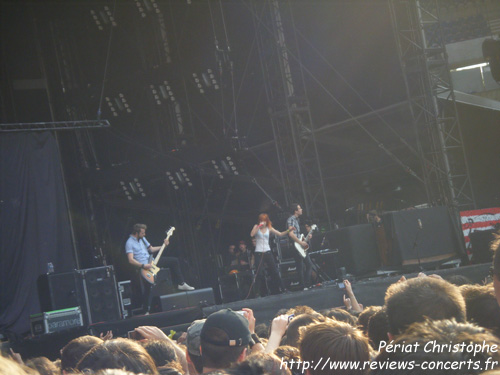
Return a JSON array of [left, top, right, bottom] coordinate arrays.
[[10, 263, 490, 360]]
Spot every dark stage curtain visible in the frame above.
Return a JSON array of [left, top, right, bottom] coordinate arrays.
[[0, 132, 75, 336]]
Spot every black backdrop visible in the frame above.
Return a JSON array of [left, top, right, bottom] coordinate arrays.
[[0, 132, 75, 336]]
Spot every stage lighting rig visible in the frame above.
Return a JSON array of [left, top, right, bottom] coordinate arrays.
[[211, 156, 239, 179], [90, 6, 117, 30], [120, 178, 146, 200], [150, 81, 176, 105], [135, 0, 160, 18], [105, 93, 131, 117], [166, 168, 193, 190], [192, 69, 219, 94]]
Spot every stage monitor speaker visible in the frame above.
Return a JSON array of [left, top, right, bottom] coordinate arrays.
[[37, 272, 78, 312], [74, 266, 121, 325], [383, 206, 460, 266], [326, 224, 380, 276], [186, 288, 215, 308], [160, 288, 215, 312]]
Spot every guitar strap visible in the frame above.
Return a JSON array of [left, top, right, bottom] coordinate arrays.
[[141, 238, 152, 254]]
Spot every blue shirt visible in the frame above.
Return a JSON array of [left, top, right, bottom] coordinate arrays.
[[125, 235, 151, 265]]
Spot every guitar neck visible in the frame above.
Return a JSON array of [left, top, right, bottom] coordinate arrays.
[[153, 231, 174, 265], [304, 225, 316, 243], [152, 243, 167, 266]]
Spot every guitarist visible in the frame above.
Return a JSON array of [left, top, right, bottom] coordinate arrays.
[[287, 204, 314, 290], [125, 223, 194, 291]]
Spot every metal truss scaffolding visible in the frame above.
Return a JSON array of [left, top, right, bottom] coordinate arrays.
[[253, 0, 332, 228], [389, 0, 476, 210]]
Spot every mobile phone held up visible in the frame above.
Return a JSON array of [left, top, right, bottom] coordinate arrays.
[[127, 330, 143, 340], [337, 282, 345, 290]]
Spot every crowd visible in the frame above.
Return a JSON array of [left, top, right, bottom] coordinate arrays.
[[3, 234, 500, 375]]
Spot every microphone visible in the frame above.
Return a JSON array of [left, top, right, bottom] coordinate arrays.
[[417, 219, 423, 230]]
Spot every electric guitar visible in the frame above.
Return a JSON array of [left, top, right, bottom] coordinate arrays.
[[294, 224, 317, 258], [141, 227, 175, 284]]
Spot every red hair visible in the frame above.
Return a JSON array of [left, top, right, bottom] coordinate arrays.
[[258, 213, 273, 229]]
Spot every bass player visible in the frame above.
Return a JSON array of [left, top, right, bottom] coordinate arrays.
[[125, 223, 194, 291], [287, 204, 315, 290]]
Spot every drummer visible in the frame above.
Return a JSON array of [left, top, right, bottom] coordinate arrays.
[[228, 240, 254, 273]]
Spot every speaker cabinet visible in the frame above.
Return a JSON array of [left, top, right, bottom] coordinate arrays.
[[37, 272, 78, 312], [74, 266, 121, 325], [326, 224, 380, 276], [160, 288, 215, 312], [383, 206, 460, 266], [279, 260, 302, 290]]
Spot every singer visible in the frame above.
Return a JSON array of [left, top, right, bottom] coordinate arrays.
[[250, 213, 292, 296]]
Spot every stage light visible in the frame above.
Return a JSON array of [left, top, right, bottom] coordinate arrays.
[[90, 9, 104, 30], [193, 69, 219, 93], [151, 81, 175, 104], [211, 157, 239, 178], [106, 93, 131, 115], [90, 7, 116, 29]]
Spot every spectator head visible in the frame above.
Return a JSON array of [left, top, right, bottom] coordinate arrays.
[[25, 357, 59, 375], [460, 283, 500, 337], [385, 277, 466, 337], [0, 356, 38, 375], [322, 308, 357, 326], [76, 338, 157, 374], [230, 353, 291, 375], [357, 306, 382, 335], [286, 306, 317, 316], [186, 319, 205, 374], [300, 320, 371, 375], [60, 335, 103, 373], [285, 313, 326, 348], [140, 339, 177, 368], [94, 370, 139, 375], [367, 307, 389, 350], [273, 346, 301, 375], [445, 274, 472, 286], [200, 309, 251, 371], [254, 323, 269, 339], [238, 241, 247, 251], [230, 352, 291, 375], [373, 319, 500, 375]]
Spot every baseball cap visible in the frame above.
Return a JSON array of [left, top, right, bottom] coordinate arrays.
[[200, 309, 251, 347], [187, 319, 205, 356]]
